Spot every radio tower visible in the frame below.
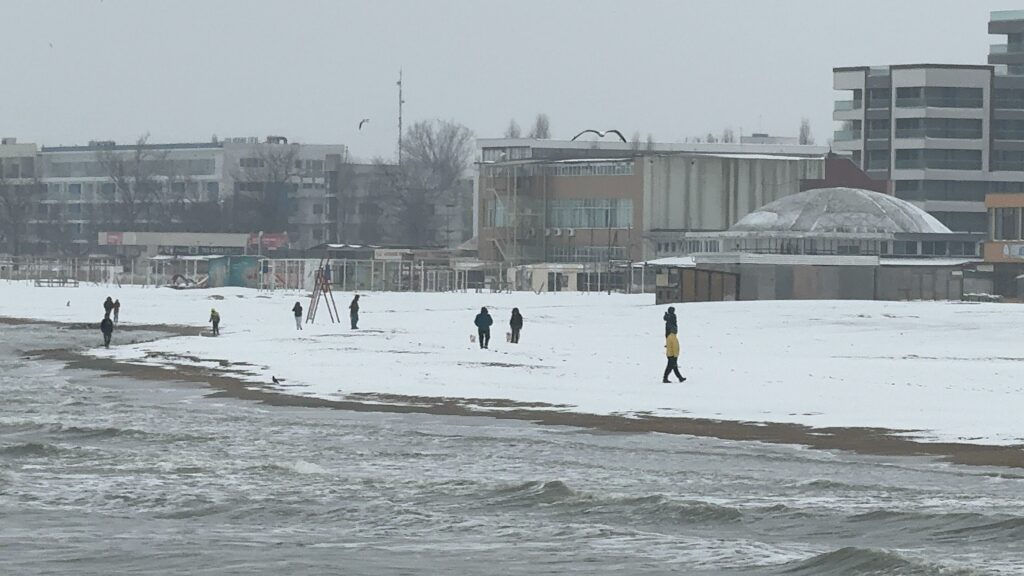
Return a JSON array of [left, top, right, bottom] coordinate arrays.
[[397, 68, 405, 166]]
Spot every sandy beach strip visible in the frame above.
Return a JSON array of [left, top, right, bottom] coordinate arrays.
[[11, 317, 1024, 470]]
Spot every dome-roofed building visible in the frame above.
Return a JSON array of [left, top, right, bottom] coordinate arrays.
[[730, 187, 950, 235], [648, 187, 981, 259]]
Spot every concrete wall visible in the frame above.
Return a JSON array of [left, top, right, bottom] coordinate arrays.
[[643, 155, 824, 239]]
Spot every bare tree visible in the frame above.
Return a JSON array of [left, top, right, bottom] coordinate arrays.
[[96, 135, 169, 231], [504, 119, 522, 139], [630, 131, 642, 153], [0, 156, 41, 255], [528, 113, 551, 139], [645, 133, 655, 151], [705, 132, 718, 143], [390, 119, 474, 246], [721, 127, 736, 143], [799, 118, 815, 145], [228, 143, 300, 233]]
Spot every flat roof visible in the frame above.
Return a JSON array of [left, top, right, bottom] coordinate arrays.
[[477, 138, 828, 156]]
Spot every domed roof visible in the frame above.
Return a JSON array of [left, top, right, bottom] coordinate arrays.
[[729, 187, 950, 234]]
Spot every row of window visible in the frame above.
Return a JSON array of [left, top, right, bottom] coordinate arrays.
[[547, 245, 628, 263], [654, 237, 978, 257], [852, 87, 985, 109], [893, 149, 982, 171], [547, 199, 633, 228], [0, 158, 34, 178], [992, 207, 1024, 240], [43, 180, 221, 200], [546, 162, 634, 177], [48, 158, 216, 178]]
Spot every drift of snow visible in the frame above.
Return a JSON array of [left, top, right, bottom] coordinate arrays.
[[2, 281, 1023, 446]]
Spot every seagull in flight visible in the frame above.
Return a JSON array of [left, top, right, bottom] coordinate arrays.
[[358, 118, 370, 130], [571, 129, 627, 143]]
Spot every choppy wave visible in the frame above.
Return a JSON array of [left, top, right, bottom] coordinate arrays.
[[0, 442, 69, 458], [779, 546, 978, 576], [847, 509, 1024, 544]]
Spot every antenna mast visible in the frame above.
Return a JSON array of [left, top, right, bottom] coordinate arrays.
[[397, 68, 405, 166]]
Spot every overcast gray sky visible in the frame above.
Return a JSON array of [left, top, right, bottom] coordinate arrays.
[[2, 0, 1021, 160]]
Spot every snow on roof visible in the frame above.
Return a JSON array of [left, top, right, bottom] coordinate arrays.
[[730, 187, 951, 235], [149, 255, 224, 261], [879, 258, 980, 267], [634, 256, 697, 268]]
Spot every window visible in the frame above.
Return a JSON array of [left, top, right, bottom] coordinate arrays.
[[313, 203, 323, 215], [893, 241, 919, 255], [546, 199, 633, 228], [312, 228, 323, 242], [68, 183, 82, 197], [993, 207, 1022, 240], [240, 157, 264, 168], [865, 150, 889, 170], [68, 203, 81, 215], [205, 181, 219, 200], [921, 241, 948, 255], [171, 181, 186, 195]]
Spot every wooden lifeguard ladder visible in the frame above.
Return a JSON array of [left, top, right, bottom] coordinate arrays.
[[306, 257, 339, 323]]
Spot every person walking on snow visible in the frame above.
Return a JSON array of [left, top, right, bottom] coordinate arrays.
[[103, 296, 114, 318], [349, 295, 360, 329], [209, 308, 220, 336], [662, 331, 686, 383], [475, 307, 493, 349], [113, 299, 121, 324], [292, 301, 303, 330], [509, 308, 523, 344], [663, 306, 678, 337], [100, 316, 114, 348]]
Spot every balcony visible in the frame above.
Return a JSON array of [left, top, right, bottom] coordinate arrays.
[[993, 130, 1024, 140], [989, 42, 1024, 66], [992, 9, 1024, 21], [834, 130, 862, 142], [834, 100, 862, 111]]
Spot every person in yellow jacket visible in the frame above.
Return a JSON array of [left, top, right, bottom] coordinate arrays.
[[662, 331, 686, 383]]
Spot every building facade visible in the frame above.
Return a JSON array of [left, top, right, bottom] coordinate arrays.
[[0, 136, 351, 255], [832, 11, 1024, 235], [476, 138, 827, 268]]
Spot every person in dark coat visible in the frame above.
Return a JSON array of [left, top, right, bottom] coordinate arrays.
[[509, 308, 523, 344], [663, 306, 678, 337], [103, 296, 114, 319], [292, 301, 303, 330], [474, 307, 493, 349], [349, 295, 360, 329], [100, 316, 114, 348], [113, 299, 121, 324], [209, 308, 220, 336]]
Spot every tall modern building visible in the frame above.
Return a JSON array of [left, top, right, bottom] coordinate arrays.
[[831, 10, 1024, 235]]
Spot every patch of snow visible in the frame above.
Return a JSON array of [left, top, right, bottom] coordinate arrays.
[[2, 281, 1023, 445]]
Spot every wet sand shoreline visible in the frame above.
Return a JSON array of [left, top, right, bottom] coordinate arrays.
[[8, 316, 1024, 469]]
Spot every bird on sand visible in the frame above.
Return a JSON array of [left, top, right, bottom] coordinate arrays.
[[272, 376, 280, 384]]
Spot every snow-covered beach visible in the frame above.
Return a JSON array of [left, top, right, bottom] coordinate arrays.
[[2, 281, 1023, 447]]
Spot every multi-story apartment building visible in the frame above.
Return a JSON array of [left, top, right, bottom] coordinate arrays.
[[0, 136, 350, 254], [832, 10, 1024, 235], [476, 138, 828, 266]]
